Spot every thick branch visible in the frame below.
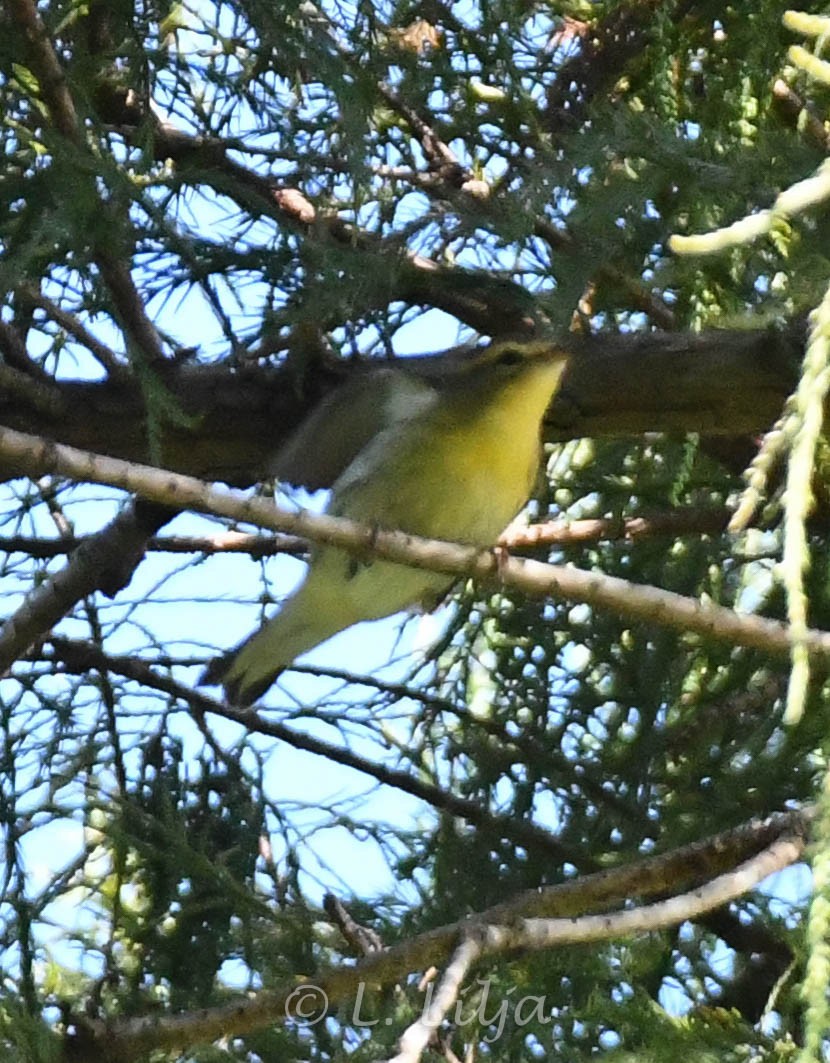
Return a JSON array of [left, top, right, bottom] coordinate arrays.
[[0, 323, 804, 486], [69, 809, 809, 1062], [476, 835, 802, 952], [0, 501, 175, 674]]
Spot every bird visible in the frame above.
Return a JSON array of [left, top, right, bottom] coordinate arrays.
[[203, 339, 569, 705]]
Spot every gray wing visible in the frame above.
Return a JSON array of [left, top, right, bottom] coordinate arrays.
[[271, 367, 438, 491]]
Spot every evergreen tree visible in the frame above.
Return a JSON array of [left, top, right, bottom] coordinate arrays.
[[0, 2, 828, 1060]]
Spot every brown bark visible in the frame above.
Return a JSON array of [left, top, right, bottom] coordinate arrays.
[[0, 321, 802, 488]]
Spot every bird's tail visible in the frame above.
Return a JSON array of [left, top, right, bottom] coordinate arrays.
[[202, 590, 345, 706]]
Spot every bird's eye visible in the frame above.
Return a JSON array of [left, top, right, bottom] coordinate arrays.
[[494, 347, 524, 367]]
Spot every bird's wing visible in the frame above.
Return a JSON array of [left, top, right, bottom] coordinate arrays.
[[271, 367, 438, 491]]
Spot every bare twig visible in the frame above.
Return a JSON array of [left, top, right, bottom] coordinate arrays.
[[0, 530, 307, 559], [18, 285, 127, 378], [0, 507, 732, 560], [501, 507, 732, 548], [323, 893, 384, 956], [386, 936, 483, 1063]]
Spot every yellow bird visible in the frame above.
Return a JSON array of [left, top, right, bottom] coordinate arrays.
[[204, 340, 569, 705]]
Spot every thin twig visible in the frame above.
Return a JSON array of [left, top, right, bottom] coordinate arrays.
[[0, 508, 729, 560], [18, 285, 127, 378], [323, 893, 384, 956], [386, 936, 483, 1063], [0, 318, 56, 382], [501, 507, 732, 548], [0, 530, 307, 559]]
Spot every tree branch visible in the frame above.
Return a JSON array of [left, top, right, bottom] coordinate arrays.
[[2, 426, 827, 666], [0, 500, 175, 674], [502, 506, 733, 548], [88, 60, 544, 341], [9, 0, 169, 371], [46, 638, 581, 866], [68, 809, 809, 1061], [18, 285, 127, 378], [477, 834, 802, 953], [386, 935, 483, 1063], [323, 893, 385, 956], [0, 323, 804, 485], [0, 507, 732, 561]]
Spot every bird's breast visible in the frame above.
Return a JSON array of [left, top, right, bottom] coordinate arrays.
[[333, 358, 563, 547]]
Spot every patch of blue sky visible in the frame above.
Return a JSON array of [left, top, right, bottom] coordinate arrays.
[[317, 0, 359, 21], [264, 794, 425, 898], [393, 308, 471, 354], [6, 793, 110, 977], [450, 1, 480, 32], [762, 862, 812, 918], [17, 274, 115, 381], [658, 976, 694, 1016], [531, 787, 562, 835]]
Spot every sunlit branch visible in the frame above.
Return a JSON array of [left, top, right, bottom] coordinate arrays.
[[2, 425, 829, 665], [69, 809, 809, 1061], [385, 935, 483, 1063]]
